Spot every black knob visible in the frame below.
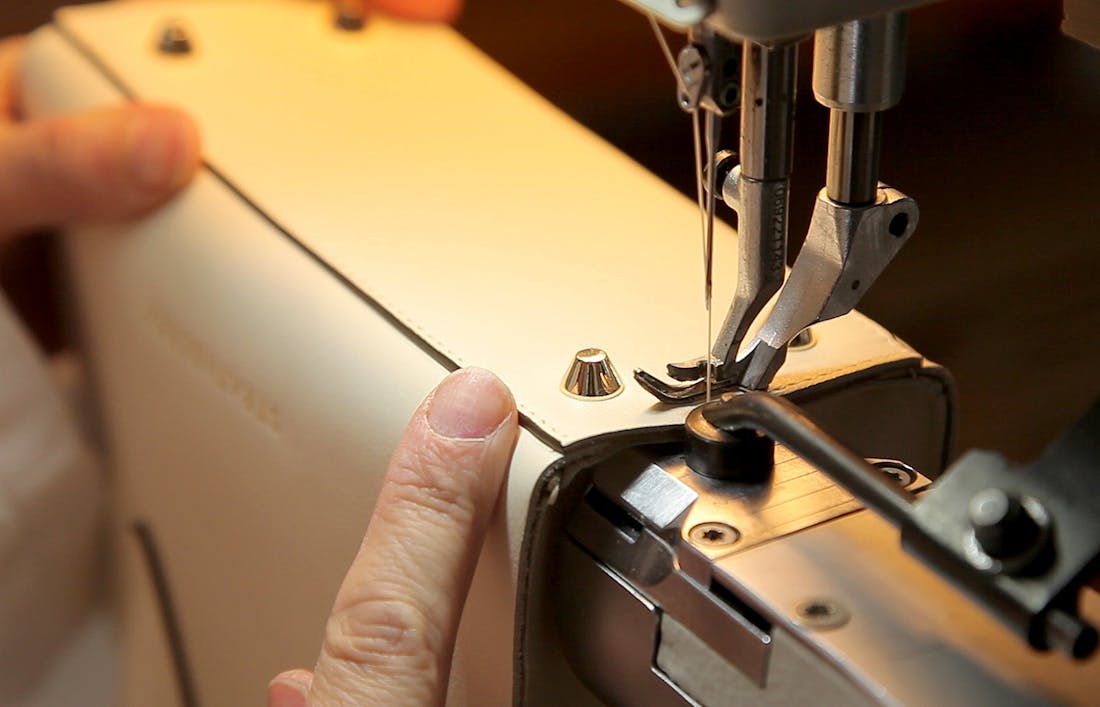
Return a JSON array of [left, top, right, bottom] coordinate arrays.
[[685, 405, 774, 482], [968, 488, 1041, 560]]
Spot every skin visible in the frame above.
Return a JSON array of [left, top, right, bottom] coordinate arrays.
[[268, 367, 518, 706], [7, 2, 1099, 700], [0, 0, 460, 240], [0, 35, 201, 239], [4, 2, 505, 705]]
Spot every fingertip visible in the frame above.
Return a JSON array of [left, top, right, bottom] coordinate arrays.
[[426, 367, 516, 440], [267, 669, 313, 707], [0, 104, 201, 235], [306, 368, 515, 704], [120, 104, 202, 192]]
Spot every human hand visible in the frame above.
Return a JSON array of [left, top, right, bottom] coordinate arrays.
[[0, 36, 202, 241], [340, 0, 464, 22], [0, 0, 463, 243], [268, 367, 518, 706]]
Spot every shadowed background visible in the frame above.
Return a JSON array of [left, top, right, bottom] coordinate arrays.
[[2, 0, 1097, 463]]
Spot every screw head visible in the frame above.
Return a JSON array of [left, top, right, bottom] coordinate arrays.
[[677, 46, 705, 86], [794, 598, 850, 630], [688, 521, 741, 548]]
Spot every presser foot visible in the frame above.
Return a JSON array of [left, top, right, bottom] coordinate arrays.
[[666, 355, 722, 382], [638, 335, 801, 404], [635, 356, 752, 404], [634, 368, 739, 405]]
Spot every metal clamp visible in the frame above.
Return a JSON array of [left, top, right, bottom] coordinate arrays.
[[697, 392, 1100, 659], [737, 183, 918, 388]]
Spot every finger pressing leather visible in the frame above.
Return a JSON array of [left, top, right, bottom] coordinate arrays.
[[347, 0, 462, 22], [308, 368, 517, 706], [0, 103, 200, 239], [268, 669, 313, 707]]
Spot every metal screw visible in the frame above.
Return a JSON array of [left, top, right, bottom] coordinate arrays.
[[794, 598, 850, 630], [688, 522, 740, 548], [158, 21, 192, 55], [679, 49, 704, 85], [677, 45, 706, 112]]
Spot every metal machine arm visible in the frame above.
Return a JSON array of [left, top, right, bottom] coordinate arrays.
[[628, 2, 930, 402]]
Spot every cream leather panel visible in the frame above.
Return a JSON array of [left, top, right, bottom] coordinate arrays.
[[53, 0, 921, 448], [23, 25, 558, 706], [21, 6, 947, 705]]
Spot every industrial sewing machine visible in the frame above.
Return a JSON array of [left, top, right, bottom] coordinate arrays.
[[14, 0, 1100, 704]]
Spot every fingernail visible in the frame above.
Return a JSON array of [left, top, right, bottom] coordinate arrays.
[[125, 109, 197, 190], [426, 368, 513, 439]]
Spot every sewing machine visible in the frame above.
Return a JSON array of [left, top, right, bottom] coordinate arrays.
[[15, 0, 1100, 704]]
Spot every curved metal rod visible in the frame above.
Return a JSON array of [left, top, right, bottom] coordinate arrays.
[[701, 392, 916, 527]]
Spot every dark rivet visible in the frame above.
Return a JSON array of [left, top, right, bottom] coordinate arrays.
[[335, 8, 366, 31], [158, 22, 192, 55]]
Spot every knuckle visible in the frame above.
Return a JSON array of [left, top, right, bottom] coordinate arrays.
[[323, 595, 438, 671], [383, 441, 483, 524]]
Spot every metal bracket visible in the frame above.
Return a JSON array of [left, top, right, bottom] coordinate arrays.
[[903, 404, 1100, 658], [739, 183, 918, 388], [701, 392, 1100, 659]]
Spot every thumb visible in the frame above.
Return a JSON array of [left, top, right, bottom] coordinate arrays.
[[304, 367, 518, 705], [0, 104, 200, 239]]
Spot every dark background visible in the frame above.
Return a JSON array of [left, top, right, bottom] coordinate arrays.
[[2, 0, 1098, 463]]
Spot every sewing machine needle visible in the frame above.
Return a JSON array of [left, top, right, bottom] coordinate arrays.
[[690, 113, 711, 401], [702, 110, 720, 402]]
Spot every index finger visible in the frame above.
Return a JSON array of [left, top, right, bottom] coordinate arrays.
[[308, 368, 518, 705], [0, 37, 26, 121]]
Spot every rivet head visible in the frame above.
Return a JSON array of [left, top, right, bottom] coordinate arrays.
[[561, 348, 623, 401], [158, 22, 192, 55], [334, 5, 367, 31]]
